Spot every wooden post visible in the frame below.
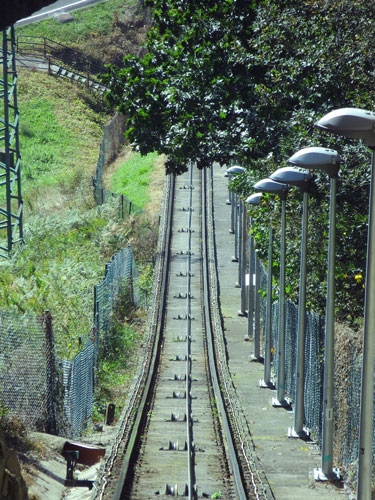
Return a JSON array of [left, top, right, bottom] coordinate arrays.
[[44, 310, 57, 435]]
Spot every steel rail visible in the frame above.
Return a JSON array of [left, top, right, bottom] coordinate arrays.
[[201, 167, 248, 500], [98, 164, 258, 499], [206, 167, 269, 500], [185, 164, 194, 499], [108, 173, 176, 500]]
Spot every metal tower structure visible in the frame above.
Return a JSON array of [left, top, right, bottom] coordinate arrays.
[[0, 26, 23, 258]]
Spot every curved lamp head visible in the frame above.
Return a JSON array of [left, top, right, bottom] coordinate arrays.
[[226, 165, 245, 176], [246, 193, 262, 206], [288, 146, 340, 178], [270, 166, 313, 192], [253, 178, 289, 200], [316, 107, 375, 148]]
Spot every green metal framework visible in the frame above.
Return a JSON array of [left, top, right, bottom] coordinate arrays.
[[0, 26, 23, 258]]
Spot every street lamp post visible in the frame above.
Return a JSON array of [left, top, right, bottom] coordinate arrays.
[[246, 193, 262, 359], [270, 166, 313, 438], [285, 147, 341, 479], [227, 166, 245, 268], [254, 178, 289, 401], [315, 108, 375, 497], [239, 196, 248, 313]]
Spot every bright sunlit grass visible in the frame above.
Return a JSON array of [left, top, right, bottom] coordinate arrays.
[[15, 0, 135, 44], [110, 151, 159, 208]]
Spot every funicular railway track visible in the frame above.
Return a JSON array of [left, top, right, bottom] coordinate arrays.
[[95, 165, 269, 500]]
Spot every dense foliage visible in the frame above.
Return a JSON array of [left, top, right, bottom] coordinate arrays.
[[102, 0, 258, 174], [104, 0, 375, 325], [242, 0, 375, 325]]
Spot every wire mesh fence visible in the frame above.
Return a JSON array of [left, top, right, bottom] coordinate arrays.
[[92, 113, 142, 217], [94, 246, 142, 355], [0, 246, 141, 439], [0, 311, 56, 433], [64, 246, 141, 438], [255, 255, 364, 468], [60, 339, 95, 439]]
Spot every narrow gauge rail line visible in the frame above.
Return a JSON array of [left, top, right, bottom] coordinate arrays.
[[97, 165, 260, 499]]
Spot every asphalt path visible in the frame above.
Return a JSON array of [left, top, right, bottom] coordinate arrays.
[[16, 0, 106, 25]]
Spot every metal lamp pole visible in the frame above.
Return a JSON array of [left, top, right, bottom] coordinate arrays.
[[270, 166, 313, 435], [259, 217, 274, 387], [315, 107, 375, 497], [254, 178, 289, 397], [227, 166, 245, 266], [294, 186, 309, 436], [274, 193, 288, 406], [233, 193, 239, 261], [246, 193, 262, 359], [239, 196, 250, 315], [226, 171, 235, 234], [358, 148, 375, 499], [285, 147, 341, 478], [237, 198, 244, 288]]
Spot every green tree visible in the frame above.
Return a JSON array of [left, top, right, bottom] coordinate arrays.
[[102, 0, 257, 174], [104, 0, 375, 325]]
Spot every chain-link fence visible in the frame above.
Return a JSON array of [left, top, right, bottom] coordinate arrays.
[[0, 246, 141, 439], [60, 339, 95, 439], [94, 246, 142, 356], [63, 246, 141, 438], [92, 113, 142, 217], [0, 311, 56, 433], [255, 255, 364, 468]]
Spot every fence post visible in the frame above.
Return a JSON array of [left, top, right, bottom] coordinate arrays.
[[129, 201, 132, 215], [93, 284, 101, 368], [43, 37, 46, 58], [121, 194, 124, 219], [48, 56, 51, 75], [44, 310, 57, 435]]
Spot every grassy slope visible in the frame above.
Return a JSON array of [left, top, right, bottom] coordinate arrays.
[[18, 71, 104, 206], [0, 2, 160, 360], [16, 0, 133, 44], [0, 71, 109, 358], [110, 151, 159, 207], [16, 0, 150, 66]]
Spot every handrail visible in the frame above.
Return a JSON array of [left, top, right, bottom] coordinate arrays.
[[16, 34, 106, 83]]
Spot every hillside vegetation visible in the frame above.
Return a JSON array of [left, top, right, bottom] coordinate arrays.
[[0, 69, 159, 360], [0, 1, 160, 360], [16, 0, 152, 65]]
